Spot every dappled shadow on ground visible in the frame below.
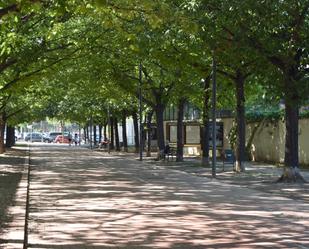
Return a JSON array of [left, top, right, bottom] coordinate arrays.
[[156, 159, 309, 203], [0, 172, 22, 230], [0, 149, 25, 242], [27, 146, 309, 249]]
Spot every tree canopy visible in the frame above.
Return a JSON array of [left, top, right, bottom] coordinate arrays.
[[0, 0, 308, 176]]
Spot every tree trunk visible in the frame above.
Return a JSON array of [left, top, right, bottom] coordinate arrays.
[[132, 111, 139, 153], [146, 110, 153, 157], [0, 113, 6, 153], [103, 122, 107, 141], [155, 103, 165, 152], [79, 126, 81, 145], [277, 84, 305, 182], [176, 98, 186, 162], [122, 111, 128, 152], [234, 72, 246, 172], [86, 126, 89, 143], [110, 117, 115, 150], [93, 125, 97, 146], [83, 127, 87, 143], [89, 124, 93, 148], [114, 117, 120, 151], [201, 76, 211, 166], [6, 125, 15, 148], [99, 124, 102, 144], [284, 103, 299, 167]]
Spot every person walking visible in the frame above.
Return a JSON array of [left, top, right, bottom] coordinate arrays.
[[74, 133, 78, 146]]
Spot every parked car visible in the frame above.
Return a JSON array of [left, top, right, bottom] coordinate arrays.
[[48, 132, 63, 143], [54, 135, 71, 144], [42, 133, 50, 142], [25, 133, 43, 142]]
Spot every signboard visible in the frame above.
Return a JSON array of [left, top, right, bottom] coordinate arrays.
[[185, 125, 200, 144], [169, 126, 177, 143], [167, 122, 224, 147]]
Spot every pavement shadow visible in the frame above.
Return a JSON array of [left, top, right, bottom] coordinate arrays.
[[27, 147, 309, 249], [0, 155, 24, 237], [152, 158, 309, 203]]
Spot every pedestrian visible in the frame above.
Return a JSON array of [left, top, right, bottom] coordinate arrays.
[[74, 133, 78, 146]]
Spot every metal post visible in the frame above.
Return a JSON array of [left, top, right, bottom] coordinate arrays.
[[61, 121, 64, 143], [212, 55, 217, 178], [90, 117, 93, 149], [107, 104, 111, 154], [139, 62, 143, 161], [40, 120, 43, 142]]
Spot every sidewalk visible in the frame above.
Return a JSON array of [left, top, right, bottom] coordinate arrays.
[[151, 158, 309, 203], [1, 145, 309, 249], [0, 147, 29, 249]]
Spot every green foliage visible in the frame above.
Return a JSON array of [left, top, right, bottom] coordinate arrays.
[[300, 108, 309, 119], [246, 109, 284, 123], [0, 0, 307, 137]]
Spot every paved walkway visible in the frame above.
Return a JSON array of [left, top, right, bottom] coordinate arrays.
[[4, 144, 309, 248], [0, 148, 28, 249]]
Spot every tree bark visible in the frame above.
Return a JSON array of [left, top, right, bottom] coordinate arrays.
[[132, 111, 139, 153], [176, 98, 186, 162], [86, 126, 89, 143], [93, 125, 97, 146], [114, 117, 120, 151], [122, 111, 128, 152], [6, 125, 15, 148], [234, 71, 246, 172], [103, 121, 107, 141], [83, 127, 87, 143], [110, 117, 115, 150], [155, 103, 165, 152], [146, 110, 153, 157], [277, 80, 305, 182], [284, 103, 299, 167], [0, 113, 6, 154], [99, 124, 102, 144], [201, 76, 211, 166]]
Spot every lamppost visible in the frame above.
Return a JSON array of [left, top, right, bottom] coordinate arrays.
[[107, 103, 111, 154], [212, 55, 217, 178], [90, 116, 93, 150], [40, 120, 43, 142], [139, 62, 143, 161]]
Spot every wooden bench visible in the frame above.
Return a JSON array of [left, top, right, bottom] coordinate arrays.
[[158, 145, 176, 161], [164, 146, 176, 161]]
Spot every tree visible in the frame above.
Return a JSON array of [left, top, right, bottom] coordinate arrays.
[[210, 0, 309, 181], [0, 1, 90, 152]]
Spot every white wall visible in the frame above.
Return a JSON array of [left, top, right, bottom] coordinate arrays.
[[242, 119, 308, 165], [163, 118, 309, 165]]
